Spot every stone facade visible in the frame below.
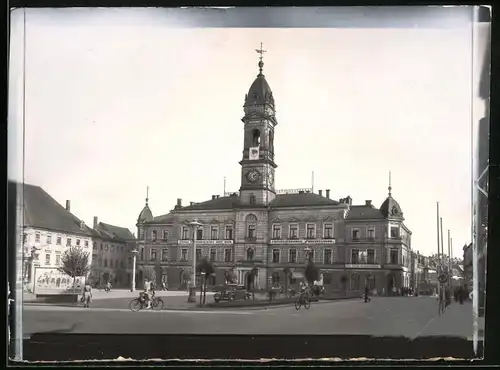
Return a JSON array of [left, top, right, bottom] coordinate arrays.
[[134, 53, 413, 295]]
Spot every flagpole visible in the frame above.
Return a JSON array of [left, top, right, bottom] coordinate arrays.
[[223, 177, 226, 196], [436, 202, 441, 298], [311, 171, 315, 193]]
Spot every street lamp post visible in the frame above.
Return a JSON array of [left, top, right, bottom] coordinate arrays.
[[131, 248, 138, 292], [188, 219, 202, 303]]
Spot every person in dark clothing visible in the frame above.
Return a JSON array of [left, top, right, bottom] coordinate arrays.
[[364, 285, 371, 303]]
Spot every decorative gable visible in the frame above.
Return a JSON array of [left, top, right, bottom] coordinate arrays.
[[209, 218, 219, 224], [323, 216, 336, 222], [304, 216, 317, 223], [288, 216, 301, 223], [271, 217, 282, 223]]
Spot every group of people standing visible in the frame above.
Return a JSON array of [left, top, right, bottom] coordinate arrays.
[[454, 285, 469, 304]]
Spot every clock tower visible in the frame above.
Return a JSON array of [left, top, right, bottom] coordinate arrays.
[[239, 44, 277, 206]]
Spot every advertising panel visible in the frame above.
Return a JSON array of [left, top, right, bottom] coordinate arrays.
[[33, 266, 86, 295]]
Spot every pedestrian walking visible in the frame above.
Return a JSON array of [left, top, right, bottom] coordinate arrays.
[[82, 282, 92, 308], [162, 281, 167, 291]]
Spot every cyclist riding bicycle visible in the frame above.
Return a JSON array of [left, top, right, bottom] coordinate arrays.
[[143, 278, 153, 309]]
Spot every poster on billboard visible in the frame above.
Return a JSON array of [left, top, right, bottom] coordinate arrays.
[[33, 266, 87, 295]]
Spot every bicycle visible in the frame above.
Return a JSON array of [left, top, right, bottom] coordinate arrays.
[[129, 291, 164, 312], [295, 291, 311, 310]]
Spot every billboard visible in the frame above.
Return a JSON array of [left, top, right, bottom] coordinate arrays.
[[33, 266, 87, 295]]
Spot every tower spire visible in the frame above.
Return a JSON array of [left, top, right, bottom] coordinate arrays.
[[146, 186, 149, 205], [388, 171, 392, 197], [255, 42, 267, 75]]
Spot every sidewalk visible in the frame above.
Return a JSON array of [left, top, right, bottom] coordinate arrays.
[[418, 301, 476, 339]]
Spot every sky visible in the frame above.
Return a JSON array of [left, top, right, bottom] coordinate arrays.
[[8, 7, 488, 258]]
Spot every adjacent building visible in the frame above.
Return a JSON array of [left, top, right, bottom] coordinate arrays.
[[134, 52, 413, 295], [21, 183, 95, 293], [89, 217, 137, 288], [463, 242, 473, 288]]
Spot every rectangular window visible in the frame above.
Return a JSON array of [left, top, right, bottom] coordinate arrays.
[[162, 248, 168, 261], [196, 228, 204, 240], [150, 249, 157, 261], [323, 224, 333, 239], [367, 249, 375, 264], [181, 249, 188, 261], [76, 239, 81, 246], [47, 235, 52, 244], [110, 259, 114, 268], [289, 249, 297, 263], [367, 228, 375, 240], [111, 245, 114, 252], [289, 224, 298, 239], [324, 249, 332, 265], [121, 260, 125, 269], [56, 236, 62, 245], [210, 248, 217, 261], [45, 253, 51, 265], [351, 249, 360, 264], [390, 249, 399, 264], [84, 240, 89, 247], [196, 248, 202, 261], [23, 233, 27, 244], [308, 249, 315, 262], [163, 230, 168, 240], [225, 226, 233, 240], [248, 225, 256, 239], [35, 233, 40, 242], [390, 226, 400, 239], [352, 229, 360, 240], [55, 254, 61, 265], [272, 249, 280, 263], [100, 243, 103, 251], [210, 226, 218, 240], [182, 227, 189, 240], [306, 224, 315, 239], [272, 224, 282, 239], [67, 238, 72, 247], [152, 230, 157, 241], [359, 250, 367, 264], [224, 248, 232, 262], [128, 256, 132, 267]]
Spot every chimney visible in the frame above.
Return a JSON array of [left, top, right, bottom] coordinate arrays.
[[299, 190, 304, 194], [216, 195, 220, 199], [65, 200, 71, 212], [93, 216, 98, 229], [190, 202, 194, 206], [319, 190, 323, 197], [326, 189, 330, 199], [365, 200, 372, 206], [212, 195, 216, 200], [177, 198, 182, 207]]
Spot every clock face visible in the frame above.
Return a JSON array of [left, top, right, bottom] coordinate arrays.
[[267, 170, 274, 187], [246, 169, 261, 184]]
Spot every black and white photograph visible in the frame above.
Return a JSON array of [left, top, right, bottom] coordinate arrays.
[[7, 6, 491, 362]]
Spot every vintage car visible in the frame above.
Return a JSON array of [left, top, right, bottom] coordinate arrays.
[[213, 284, 251, 303]]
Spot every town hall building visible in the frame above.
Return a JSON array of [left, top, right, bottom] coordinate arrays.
[[134, 48, 413, 295]]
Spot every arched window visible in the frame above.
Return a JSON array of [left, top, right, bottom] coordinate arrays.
[[269, 130, 274, 152], [252, 129, 261, 147], [246, 248, 254, 261], [249, 194, 256, 205], [367, 275, 376, 290], [246, 214, 257, 239], [350, 274, 360, 291]]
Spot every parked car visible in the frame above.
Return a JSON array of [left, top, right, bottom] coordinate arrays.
[[213, 284, 251, 303]]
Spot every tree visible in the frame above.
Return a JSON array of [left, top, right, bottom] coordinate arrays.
[[196, 257, 215, 305], [58, 246, 90, 300], [305, 261, 320, 286]]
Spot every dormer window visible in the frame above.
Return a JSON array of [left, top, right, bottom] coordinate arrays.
[[252, 129, 261, 147]]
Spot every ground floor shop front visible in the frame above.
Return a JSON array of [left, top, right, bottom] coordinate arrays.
[[130, 263, 411, 294]]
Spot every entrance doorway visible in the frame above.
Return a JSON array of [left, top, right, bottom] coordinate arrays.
[[246, 272, 253, 291]]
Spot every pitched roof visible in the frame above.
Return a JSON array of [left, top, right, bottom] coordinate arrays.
[[95, 222, 136, 241], [21, 182, 95, 236], [346, 205, 385, 220], [270, 193, 340, 208], [176, 195, 240, 211], [150, 214, 180, 224]]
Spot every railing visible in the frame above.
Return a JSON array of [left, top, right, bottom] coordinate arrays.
[[276, 188, 313, 194], [224, 191, 239, 197]]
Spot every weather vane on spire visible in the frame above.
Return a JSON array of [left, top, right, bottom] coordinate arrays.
[[255, 42, 267, 74], [388, 171, 392, 197], [146, 186, 149, 204]]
